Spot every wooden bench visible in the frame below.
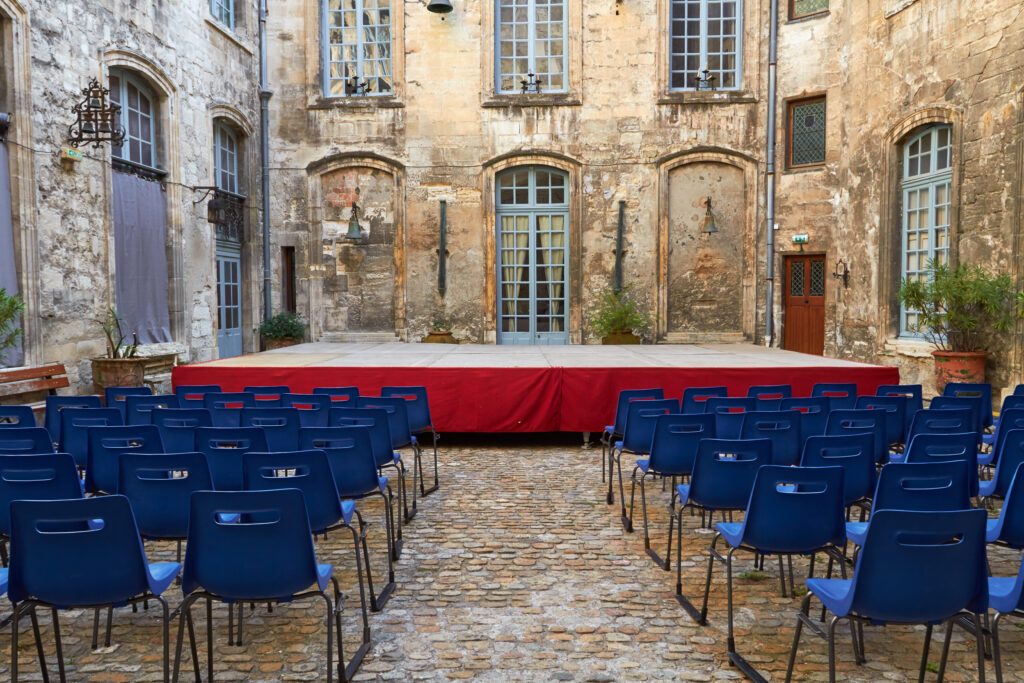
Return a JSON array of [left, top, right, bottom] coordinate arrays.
[[0, 363, 71, 419]]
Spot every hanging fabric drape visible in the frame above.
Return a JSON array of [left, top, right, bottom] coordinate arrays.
[[0, 141, 24, 367]]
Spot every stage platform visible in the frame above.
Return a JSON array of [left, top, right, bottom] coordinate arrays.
[[172, 343, 900, 433]]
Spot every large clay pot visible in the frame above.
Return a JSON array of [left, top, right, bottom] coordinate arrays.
[[601, 332, 642, 345], [932, 350, 987, 392], [423, 331, 458, 344], [91, 357, 147, 394], [263, 337, 300, 351]]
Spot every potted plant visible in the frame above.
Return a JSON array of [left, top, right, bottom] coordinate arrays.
[[898, 260, 1024, 389], [260, 312, 306, 350], [592, 287, 648, 344], [91, 307, 149, 391], [0, 288, 25, 366], [423, 317, 457, 344]]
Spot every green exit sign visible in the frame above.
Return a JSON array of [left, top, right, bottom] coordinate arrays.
[[792, 233, 810, 245]]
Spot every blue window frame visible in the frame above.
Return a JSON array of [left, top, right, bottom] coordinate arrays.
[[109, 71, 158, 169], [211, 0, 235, 30], [495, 0, 568, 94], [214, 122, 239, 195], [669, 0, 743, 91], [323, 0, 393, 97]]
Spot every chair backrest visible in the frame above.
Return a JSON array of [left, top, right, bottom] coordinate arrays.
[[812, 383, 858, 411], [849, 509, 988, 623], [313, 386, 360, 405], [125, 394, 180, 425], [327, 408, 394, 468], [905, 432, 980, 497], [243, 450, 342, 534], [0, 405, 35, 429], [607, 389, 664, 434], [907, 408, 974, 444], [871, 461, 972, 513], [647, 413, 715, 476], [991, 408, 1024, 469], [151, 408, 213, 453], [746, 384, 793, 411], [930, 395, 984, 436], [85, 424, 164, 494], [0, 453, 82, 535], [688, 438, 772, 511], [800, 434, 875, 507], [740, 410, 802, 466], [239, 407, 302, 452], [44, 395, 102, 442], [876, 384, 924, 433], [243, 386, 290, 403], [779, 397, 830, 439], [1015, 384, 1024, 397], [999, 397, 1024, 418], [279, 393, 332, 428], [855, 395, 907, 447], [104, 386, 153, 417], [59, 407, 123, 468], [739, 465, 846, 553], [681, 386, 727, 415], [194, 427, 269, 491], [705, 397, 758, 440], [621, 399, 678, 454], [991, 463, 1024, 550], [826, 409, 887, 464], [182, 489, 321, 601], [381, 386, 433, 434], [298, 426, 381, 498], [356, 396, 415, 449], [203, 392, 258, 427], [944, 382, 993, 428], [0, 427, 56, 455], [174, 384, 223, 408], [9, 495, 152, 606], [990, 429, 1024, 499], [118, 451, 213, 540]]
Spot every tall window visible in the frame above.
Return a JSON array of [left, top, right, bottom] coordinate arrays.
[[789, 0, 827, 19], [495, 0, 568, 94], [670, 0, 742, 91], [210, 0, 235, 29], [109, 71, 157, 168], [787, 96, 826, 168], [323, 0, 393, 96], [900, 125, 953, 336], [214, 122, 239, 194]]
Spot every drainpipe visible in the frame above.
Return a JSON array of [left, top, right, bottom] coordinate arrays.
[[764, 0, 779, 347], [259, 0, 273, 320]]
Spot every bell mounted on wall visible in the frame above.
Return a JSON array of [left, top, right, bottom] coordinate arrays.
[[426, 0, 454, 13]]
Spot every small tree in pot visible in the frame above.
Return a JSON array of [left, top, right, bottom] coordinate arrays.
[[592, 287, 648, 344], [899, 260, 1024, 390], [0, 288, 25, 366], [259, 312, 306, 350]]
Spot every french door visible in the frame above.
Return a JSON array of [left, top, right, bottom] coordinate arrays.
[[216, 243, 243, 358], [496, 167, 569, 345]]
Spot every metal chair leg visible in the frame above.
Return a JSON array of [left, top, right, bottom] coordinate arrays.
[[827, 616, 840, 683], [638, 472, 651, 548], [785, 593, 812, 682], [206, 597, 214, 683], [606, 446, 616, 505], [918, 623, 933, 683], [616, 451, 629, 525], [992, 612, 1004, 683], [698, 533, 721, 625], [938, 618, 954, 681], [52, 608, 67, 682], [973, 612, 987, 683]]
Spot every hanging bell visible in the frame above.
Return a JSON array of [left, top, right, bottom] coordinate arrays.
[[426, 0, 453, 13]]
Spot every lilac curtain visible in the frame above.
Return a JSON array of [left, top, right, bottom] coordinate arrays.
[[112, 170, 172, 344], [0, 141, 24, 367]]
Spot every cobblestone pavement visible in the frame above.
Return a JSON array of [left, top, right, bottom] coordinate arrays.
[[2, 440, 1023, 681]]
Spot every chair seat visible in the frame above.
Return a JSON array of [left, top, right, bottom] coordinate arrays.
[[888, 453, 906, 464], [393, 451, 402, 464], [614, 440, 623, 451], [147, 561, 183, 596], [378, 476, 389, 492], [845, 521, 869, 546], [987, 518, 1001, 544], [716, 522, 744, 548], [316, 563, 332, 592], [603, 425, 614, 436], [983, 433, 996, 446], [0, 567, 8, 596], [979, 451, 995, 467], [807, 577, 854, 616], [341, 500, 356, 526], [979, 478, 997, 498], [676, 483, 691, 507], [636, 459, 649, 473], [988, 576, 1020, 614]]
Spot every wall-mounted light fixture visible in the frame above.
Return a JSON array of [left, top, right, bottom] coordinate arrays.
[[67, 78, 125, 149], [521, 72, 543, 94], [192, 186, 245, 242], [693, 69, 717, 91], [346, 76, 370, 96], [700, 196, 718, 236], [833, 258, 850, 289]]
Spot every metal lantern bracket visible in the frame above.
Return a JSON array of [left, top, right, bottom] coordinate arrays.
[[67, 78, 126, 149], [833, 258, 850, 289]]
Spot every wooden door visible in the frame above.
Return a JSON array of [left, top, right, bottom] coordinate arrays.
[[783, 255, 826, 355]]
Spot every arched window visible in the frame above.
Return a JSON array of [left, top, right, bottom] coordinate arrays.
[[214, 121, 240, 194], [109, 70, 158, 169], [900, 124, 953, 337]]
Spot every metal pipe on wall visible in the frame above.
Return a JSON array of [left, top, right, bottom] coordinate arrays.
[[764, 0, 780, 347], [614, 200, 625, 294], [259, 0, 273, 321]]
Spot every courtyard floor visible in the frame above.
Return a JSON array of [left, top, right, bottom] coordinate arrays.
[[3, 439, 1023, 682]]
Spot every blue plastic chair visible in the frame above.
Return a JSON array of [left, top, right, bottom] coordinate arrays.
[[125, 394, 180, 425], [611, 398, 678, 528], [600, 388, 663, 496], [104, 385, 153, 417], [280, 393, 332, 428], [785, 509, 989, 683], [987, 396, 1024, 447], [740, 410, 802, 465], [300, 426, 397, 606], [982, 407, 1024, 467], [8, 495, 180, 682], [987, 463, 1024, 551], [313, 386, 360, 405], [239, 407, 302, 452], [356, 396, 422, 522], [990, 552, 1024, 683], [381, 386, 441, 496], [800, 434, 875, 509], [0, 427, 55, 455], [711, 465, 846, 680], [173, 489, 368, 683], [903, 432, 980, 497], [747, 384, 793, 411], [0, 453, 82, 566], [812, 383, 858, 410], [203, 392, 258, 427], [59, 407, 123, 468], [0, 405, 35, 428], [674, 438, 772, 623], [855, 395, 907, 448], [174, 384, 222, 409], [779, 397, 830, 439], [243, 385, 289, 403], [85, 424, 164, 494], [629, 413, 715, 569], [825, 409, 888, 464], [44, 394, 101, 444], [193, 426, 268, 491], [931, 395, 984, 437], [907, 407, 975, 445], [876, 384, 924, 435], [681, 386, 727, 414], [981, 429, 1024, 499], [944, 382, 993, 429], [705, 397, 758, 440], [151, 408, 213, 454]]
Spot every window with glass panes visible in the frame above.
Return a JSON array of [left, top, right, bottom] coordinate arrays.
[[669, 0, 742, 91], [900, 125, 953, 337], [788, 96, 826, 167], [495, 0, 568, 94], [790, 0, 827, 19], [214, 123, 239, 194], [109, 72, 157, 168], [210, 0, 235, 29], [323, 0, 393, 96]]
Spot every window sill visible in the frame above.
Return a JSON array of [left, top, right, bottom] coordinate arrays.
[[882, 338, 936, 359], [309, 97, 405, 110], [657, 90, 757, 106], [783, 163, 827, 175], [204, 18, 254, 56], [786, 10, 830, 24], [482, 94, 582, 109]]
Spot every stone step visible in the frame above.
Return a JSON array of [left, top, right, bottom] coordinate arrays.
[[319, 332, 403, 343], [659, 332, 747, 344]]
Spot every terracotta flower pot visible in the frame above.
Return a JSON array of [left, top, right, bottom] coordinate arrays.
[[932, 350, 987, 393], [91, 357, 148, 394], [423, 331, 458, 344], [263, 337, 300, 351], [601, 332, 642, 345]]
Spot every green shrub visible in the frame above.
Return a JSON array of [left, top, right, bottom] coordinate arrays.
[[0, 288, 25, 358], [591, 287, 648, 338], [259, 312, 306, 340], [94, 307, 138, 359]]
